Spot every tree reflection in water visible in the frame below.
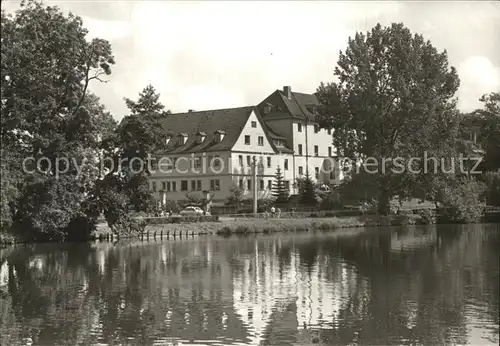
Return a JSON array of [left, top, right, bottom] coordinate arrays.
[[0, 224, 498, 346]]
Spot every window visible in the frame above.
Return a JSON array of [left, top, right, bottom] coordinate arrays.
[[298, 166, 303, 175], [247, 180, 251, 190], [258, 136, 264, 146], [315, 167, 319, 179], [327, 129, 332, 135], [210, 179, 220, 191], [152, 181, 157, 192], [260, 180, 264, 190], [247, 156, 251, 166], [314, 145, 319, 156], [284, 159, 289, 170], [211, 155, 221, 168], [197, 180, 202, 191], [251, 121, 257, 128], [267, 157, 271, 168], [215, 131, 225, 142], [150, 159, 158, 170], [297, 123, 302, 132], [215, 133, 221, 142], [239, 179, 243, 189], [178, 135, 187, 145], [181, 180, 188, 191], [162, 182, 166, 191], [328, 147, 332, 157], [171, 181, 177, 192], [197, 133, 206, 144], [298, 144, 303, 155], [244, 135, 251, 145], [239, 155, 243, 166], [160, 157, 173, 171], [314, 125, 319, 133], [268, 180, 272, 190], [193, 157, 201, 169], [166, 181, 171, 192], [191, 180, 196, 191]]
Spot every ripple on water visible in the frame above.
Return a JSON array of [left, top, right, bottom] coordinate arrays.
[[2, 228, 499, 345]]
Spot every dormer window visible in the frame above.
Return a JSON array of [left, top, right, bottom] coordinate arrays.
[[177, 133, 188, 145], [306, 104, 317, 115], [196, 131, 206, 144], [165, 135, 172, 145], [274, 139, 284, 147], [215, 130, 226, 142], [263, 103, 272, 114]]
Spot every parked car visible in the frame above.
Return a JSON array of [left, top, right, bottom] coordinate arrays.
[[179, 206, 206, 216]]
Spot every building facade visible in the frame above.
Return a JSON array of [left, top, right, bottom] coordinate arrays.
[[149, 86, 342, 206]]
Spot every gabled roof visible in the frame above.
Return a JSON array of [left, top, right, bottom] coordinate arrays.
[[267, 129, 286, 140], [158, 106, 254, 154], [253, 107, 294, 154], [291, 92, 320, 121], [262, 89, 320, 122]]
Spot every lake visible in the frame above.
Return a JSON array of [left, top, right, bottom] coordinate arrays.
[[1, 224, 498, 345]]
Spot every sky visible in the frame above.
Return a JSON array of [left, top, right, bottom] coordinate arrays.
[[4, 1, 500, 120]]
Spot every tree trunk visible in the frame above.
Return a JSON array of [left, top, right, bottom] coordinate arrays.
[[377, 178, 391, 215]]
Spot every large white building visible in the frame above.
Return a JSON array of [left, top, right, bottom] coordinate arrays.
[[149, 86, 343, 206]]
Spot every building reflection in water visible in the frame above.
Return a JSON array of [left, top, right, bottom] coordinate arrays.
[[232, 237, 368, 345], [0, 225, 498, 346]]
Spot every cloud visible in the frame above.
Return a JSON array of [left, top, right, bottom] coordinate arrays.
[[80, 16, 132, 41], [4, 1, 499, 119], [457, 56, 500, 112], [112, 1, 403, 117]]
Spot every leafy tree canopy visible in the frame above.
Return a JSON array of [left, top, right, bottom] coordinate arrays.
[[1, 0, 115, 238], [315, 23, 461, 214]]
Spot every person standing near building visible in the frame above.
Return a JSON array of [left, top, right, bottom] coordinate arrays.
[[271, 206, 275, 217]]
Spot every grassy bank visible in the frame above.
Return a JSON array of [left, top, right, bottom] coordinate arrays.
[[89, 214, 422, 239], [215, 214, 422, 235]]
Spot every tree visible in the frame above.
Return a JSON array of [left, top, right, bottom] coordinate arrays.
[[271, 166, 289, 204], [296, 172, 317, 206], [117, 84, 170, 169], [480, 172, 500, 207], [1, 0, 115, 240], [226, 185, 244, 211], [477, 92, 500, 172], [316, 23, 460, 214], [90, 85, 170, 226]]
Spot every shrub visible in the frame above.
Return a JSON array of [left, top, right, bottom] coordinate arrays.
[[440, 179, 486, 223], [66, 215, 97, 241], [418, 209, 437, 224], [143, 215, 219, 224], [391, 214, 418, 226]]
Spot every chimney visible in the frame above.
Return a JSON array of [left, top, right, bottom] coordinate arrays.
[[283, 86, 292, 99], [188, 109, 194, 113]]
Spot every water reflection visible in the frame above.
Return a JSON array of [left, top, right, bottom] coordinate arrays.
[[0, 224, 498, 345]]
